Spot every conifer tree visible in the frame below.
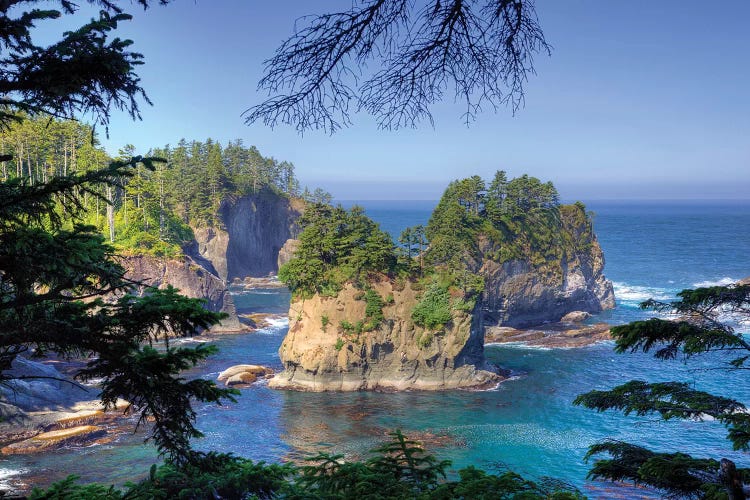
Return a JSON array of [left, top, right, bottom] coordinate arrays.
[[0, 0, 238, 465], [575, 283, 750, 498]]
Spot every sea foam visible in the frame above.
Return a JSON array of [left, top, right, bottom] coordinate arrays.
[[692, 277, 739, 288], [612, 281, 675, 305]]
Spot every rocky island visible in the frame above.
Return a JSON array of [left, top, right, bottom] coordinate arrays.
[[272, 172, 614, 391]]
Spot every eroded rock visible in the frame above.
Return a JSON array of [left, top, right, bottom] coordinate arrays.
[[270, 281, 500, 392]]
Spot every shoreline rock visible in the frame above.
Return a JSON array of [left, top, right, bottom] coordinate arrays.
[[485, 322, 611, 348], [217, 365, 275, 387], [121, 253, 246, 333], [0, 398, 132, 454]]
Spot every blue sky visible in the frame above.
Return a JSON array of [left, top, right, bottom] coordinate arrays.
[[39, 1, 750, 200]]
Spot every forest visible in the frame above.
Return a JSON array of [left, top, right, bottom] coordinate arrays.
[[0, 116, 304, 257]]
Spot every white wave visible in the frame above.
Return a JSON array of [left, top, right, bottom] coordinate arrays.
[[265, 316, 289, 329], [486, 342, 552, 351], [612, 282, 675, 305], [0, 467, 28, 490], [692, 277, 739, 288], [172, 337, 211, 344], [253, 316, 289, 334], [0, 468, 27, 480]]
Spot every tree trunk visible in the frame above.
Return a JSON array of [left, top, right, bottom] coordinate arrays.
[[106, 185, 115, 243], [720, 459, 746, 500]]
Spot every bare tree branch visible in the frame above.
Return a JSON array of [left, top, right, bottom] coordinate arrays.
[[244, 0, 550, 133]]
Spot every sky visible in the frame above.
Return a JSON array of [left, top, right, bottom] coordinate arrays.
[[36, 1, 750, 200]]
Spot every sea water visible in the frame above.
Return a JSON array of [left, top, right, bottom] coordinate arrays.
[[2, 200, 749, 498]]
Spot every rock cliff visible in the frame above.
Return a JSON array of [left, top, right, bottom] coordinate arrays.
[[122, 254, 243, 332], [479, 207, 614, 327], [188, 190, 303, 281], [270, 281, 500, 391]]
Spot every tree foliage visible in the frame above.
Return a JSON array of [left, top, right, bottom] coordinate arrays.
[[0, 0, 242, 467], [425, 171, 566, 269], [575, 283, 750, 498], [0, 1, 170, 134], [0, 116, 303, 256], [30, 430, 584, 499], [245, 0, 551, 133], [0, 158, 238, 464], [279, 203, 397, 298]]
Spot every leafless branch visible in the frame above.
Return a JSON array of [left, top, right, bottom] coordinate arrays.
[[244, 0, 550, 133]]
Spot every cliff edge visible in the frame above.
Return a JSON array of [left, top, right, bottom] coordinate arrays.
[[479, 203, 615, 328], [269, 281, 500, 391], [187, 190, 303, 281], [122, 254, 243, 332]]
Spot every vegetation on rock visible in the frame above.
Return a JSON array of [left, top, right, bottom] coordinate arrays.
[[280, 171, 597, 332], [278, 204, 396, 298]]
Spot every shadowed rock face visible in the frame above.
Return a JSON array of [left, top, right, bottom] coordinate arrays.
[[479, 209, 615, 328], [189, 190, 303, 281], [270, 282, 500, 392], [122, 254, 243, 332]]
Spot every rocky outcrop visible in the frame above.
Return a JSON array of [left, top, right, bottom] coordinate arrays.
[[561, 310, 592, 323], [479, 207, 615, 328], [187, 190, 303, 281], [0, 356, 95, 411], [277, 238, 300, 270], [485, 322, 611, 348], [270, 282, 500, 392], [1, 425, 107, 454], [0, 357, 131, 452], [122, 254, 243, 332], [217, 365, 274, 387]]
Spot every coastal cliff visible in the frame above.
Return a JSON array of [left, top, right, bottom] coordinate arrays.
[[479, 204, 615, 327], [270, 281, 499, 391], [120, 190, 302, 331], [188, 190, 303, 281], [121, 254, 243, 332]]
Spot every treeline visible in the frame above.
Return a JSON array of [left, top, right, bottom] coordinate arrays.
[[0, 116, 310, 256], [425, 171, 564, 268], [280, 172, 592, 329]]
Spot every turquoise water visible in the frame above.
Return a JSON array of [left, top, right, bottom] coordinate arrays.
[[2, 200, 749, 498]]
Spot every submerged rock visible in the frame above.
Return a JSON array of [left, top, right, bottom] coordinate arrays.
[[270, 281, 501, 392]]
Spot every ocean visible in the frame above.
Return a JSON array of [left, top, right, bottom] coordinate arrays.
[[3, 200, 749, 498]]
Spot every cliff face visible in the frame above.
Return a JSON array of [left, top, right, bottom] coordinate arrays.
[[479, 208, 615, 328], [188, 190, 302, 281], [270, 281, 499, 392], [121, 254, 243, 332]]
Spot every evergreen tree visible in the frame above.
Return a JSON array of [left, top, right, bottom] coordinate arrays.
[[0, 0, 239, 465], [575, 283, 750, 498]]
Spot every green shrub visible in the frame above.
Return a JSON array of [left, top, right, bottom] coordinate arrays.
[[416, 331, 434, 348], [412, 284, 452, 330], [339, 320, 354, 333], [364, 289, 384, 328], [321, 314, 330, 332], [334, 337, 345, 351]]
